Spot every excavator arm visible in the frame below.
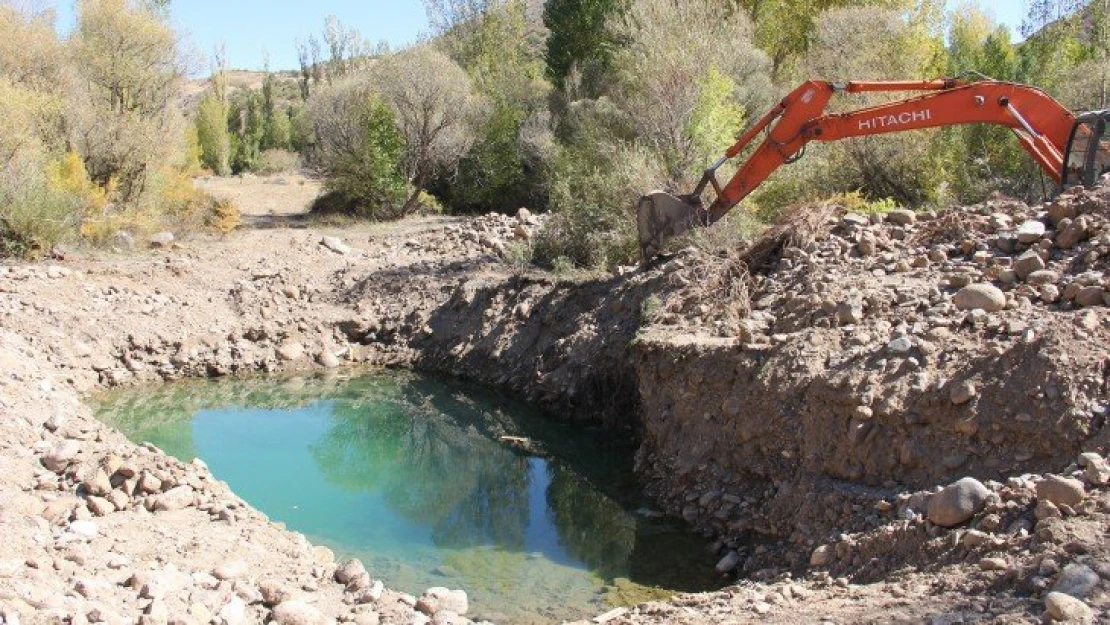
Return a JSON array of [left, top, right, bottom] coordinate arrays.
[[638, 79, 1082, 260]]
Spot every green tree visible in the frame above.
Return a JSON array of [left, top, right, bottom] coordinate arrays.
[[70, 0, 185, 200], [229, 90, 266, 173], [308, 77, 408, 218], [370, 46, 480, 215], [733, 0, 915, 78], [796, 3, 948, 207], [543, 0, 625, 96], [608, 0, 772, 186], [430, 0, 553, 213], [195, 93, 230, 175]]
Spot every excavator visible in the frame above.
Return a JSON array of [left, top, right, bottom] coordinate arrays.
[[637, 78, 1110, 261]]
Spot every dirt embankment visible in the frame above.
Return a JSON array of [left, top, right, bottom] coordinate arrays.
[[623, 187, 1109, 622], [1, 176, 1108, 624]]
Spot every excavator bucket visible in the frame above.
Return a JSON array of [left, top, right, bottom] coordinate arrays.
[[636, 191, 705, 263]]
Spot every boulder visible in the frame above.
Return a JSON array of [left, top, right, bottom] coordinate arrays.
[[68, 520, 98, 537], [149, 232, 175, 248], [271, 600, 327, 625], [1075, 287, 1105, 308], [1016, 220, 1046, 243], [1044, 592, 1094, 623], [886, 209, 916, 226], [277, 342, 305, 362], [1036, 475, 1086, 507], [949, 380, 977, 405], [1014, 250, 1045, 279], [335, 558, 370, 589], [810, 545, 833, 567], [43, 440, 81, 473], [321, 236, 351, 255], [153, 485, 195, 512], [715, 551, 741, 573], [1052, 563, 1100, 600], [259, 580, 294, 606], [417, 588, 468, 616], [953, 284, 1006, 312], [926, 477, 990, 527], [212, 560, 248, 581], [1056, 216, 1088, 249]]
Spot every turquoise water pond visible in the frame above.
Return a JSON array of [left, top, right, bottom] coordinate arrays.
[[94, 371, 720, 623]]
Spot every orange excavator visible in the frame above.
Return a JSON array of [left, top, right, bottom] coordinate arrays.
[[637, 78, 1110, 260]]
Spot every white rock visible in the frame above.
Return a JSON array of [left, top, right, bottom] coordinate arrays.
[[321, 236, 351, 255], [68, 520, 98, 537], [420, 588, 468, 616], [150, 231, 175, 248], [886, 336, 914, 354], [1036, 475, 1086, 507], [1016, 220, 1046, 243], [277, 342, 305, 362], [217, 597, 247, 625], [212, 560, 248, 581]]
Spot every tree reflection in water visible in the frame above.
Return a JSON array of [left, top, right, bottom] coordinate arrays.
[[310, 385, 532, 551]]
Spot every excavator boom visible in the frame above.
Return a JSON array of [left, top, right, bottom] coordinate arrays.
[[638, 78, 1109, 261]]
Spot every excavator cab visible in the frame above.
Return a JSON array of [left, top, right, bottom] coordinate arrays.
[[1062, 110, 1110, 189]]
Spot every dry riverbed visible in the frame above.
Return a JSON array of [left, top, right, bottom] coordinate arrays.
[[0, 175, 1107, 624]]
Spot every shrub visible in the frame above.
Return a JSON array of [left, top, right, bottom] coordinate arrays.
[[0, 153, 83, 257], [47, 151, 108, 213], [502, 239, 534, 275], [143, 166, 215, 235], [206, 198, 240, 234], [534, 141, 662, 269], [309, 79, 408, 218], [827, 191, 899, 215]]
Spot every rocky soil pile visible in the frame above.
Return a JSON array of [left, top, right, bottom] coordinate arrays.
[[625, 184, 1109, 622], [0, 174, 1106, 624]]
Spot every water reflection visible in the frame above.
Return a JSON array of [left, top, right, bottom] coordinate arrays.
[[94, 372, 717, 623]]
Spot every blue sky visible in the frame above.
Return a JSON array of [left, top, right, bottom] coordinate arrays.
[[47, 0, 431, 72], [44, 0, 1029, 73]]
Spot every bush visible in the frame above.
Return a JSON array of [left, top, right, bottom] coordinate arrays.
[[206, 198, 240, 234], [501, 239, 533, 275], [0, 153, 83, 257], [309, 79, 408, 218], [534, 141, 662, 269]]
